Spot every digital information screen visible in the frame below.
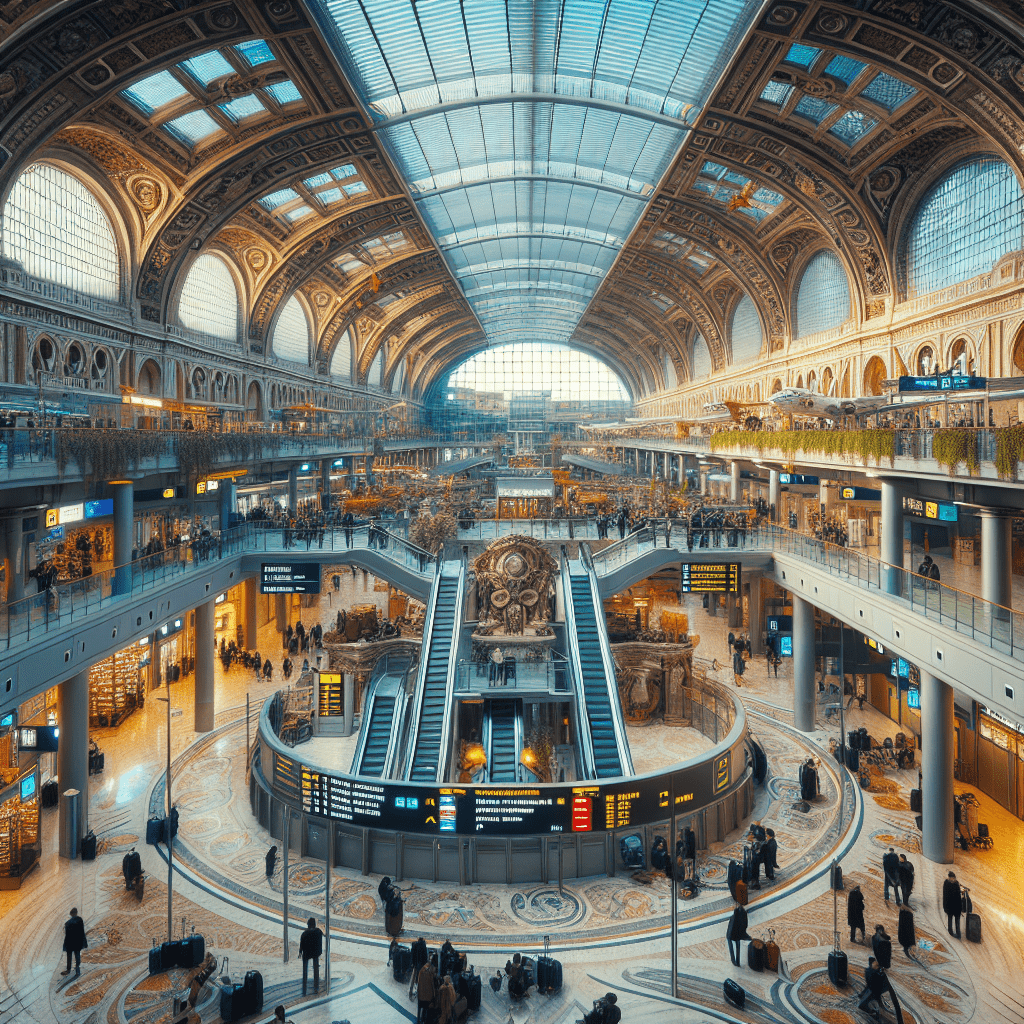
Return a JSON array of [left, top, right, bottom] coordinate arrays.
[[681, 563, 740, 594], [898, 374, 983, 393], [260, 563, 321, 594], [317, 673, 343, 717], [902, 496, 958, 522]]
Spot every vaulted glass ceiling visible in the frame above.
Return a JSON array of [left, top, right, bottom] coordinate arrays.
[[315, 0, 762, 349]]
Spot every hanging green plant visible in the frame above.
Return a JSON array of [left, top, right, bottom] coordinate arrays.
[[932, 429, 978, 476], [995, 424, 1024, 480], [710, 428, 896, 466]]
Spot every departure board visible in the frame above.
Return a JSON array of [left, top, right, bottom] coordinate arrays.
[[681, 563, 740, 593], [466, 787, 563, 833], [274, 752, 302, 801], [260, 563, 321, 594], [317, 673, 343, 717]]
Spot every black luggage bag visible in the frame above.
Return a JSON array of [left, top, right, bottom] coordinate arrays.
[[828, 949, 848, 987], [392, 945, 412, 981], [179, 934, 205, 969], [160, 941, 177, 969], [146, 816, 164, 845], [244, 970, 263, 1014], [966, 912, 981, 943], [747, 939, 765, 971], [148, 944, 164, 975], [220, 984, 246, 1022], [455, 970, 482, 1010], [80, 831, 97, 861], [536, 956, 563, 993], [723, 978, 745, 1009], [42, 779, 59, 808], [910, 788, 922, 812]]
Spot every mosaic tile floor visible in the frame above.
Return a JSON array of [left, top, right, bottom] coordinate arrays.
[[2, 601, 1022, 1024]]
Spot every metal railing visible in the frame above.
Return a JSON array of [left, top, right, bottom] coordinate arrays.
[[454, 655, 569, 693], [590, 521, 774, 573], [453, 517, 601, 541]]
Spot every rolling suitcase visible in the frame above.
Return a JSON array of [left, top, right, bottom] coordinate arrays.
[[734, 879, 748, 906], [179, 934, 205, 969], [827, 949, 848, 987], [727, 859, 742, 898], [244, 969, 264, 1014], [392, 945, 412, 981], [80, 831, 97, 861], [536, 956, 563, 994], [42, 779, 59, 807], [148, 943, 164, 976], [831, 864, 843, 890], [966, 913, 981, 943], [764, 939, 780, 972], [747, 939, 765, 971], [220, 983, 246, 1022], [723, 978, 745, 1009], [462, 970, 482, 1011], [385, 895, 404, 938], [910, 788, 922, 812], [146, 816, 164, 845]]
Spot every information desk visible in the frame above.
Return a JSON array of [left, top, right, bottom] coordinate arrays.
[[251, 683, 752, 883]]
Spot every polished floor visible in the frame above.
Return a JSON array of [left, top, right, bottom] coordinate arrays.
[[1, 593, 1022, 1024]]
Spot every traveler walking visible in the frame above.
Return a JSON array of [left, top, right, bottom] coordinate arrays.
[[61, 907, 87, 977], [943, 871, 963, 938], [299, 917, 323, 995]]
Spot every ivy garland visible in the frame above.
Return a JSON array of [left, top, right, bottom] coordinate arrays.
[[932, 429, 979, 476], [995, 424, 1024, 480], [708, 429, 896, 466]]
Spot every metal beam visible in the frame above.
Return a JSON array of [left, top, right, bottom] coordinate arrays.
[[411, 171, 651, 202]]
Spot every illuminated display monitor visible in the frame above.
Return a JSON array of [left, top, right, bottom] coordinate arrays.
[[681, 563, 740, 594]]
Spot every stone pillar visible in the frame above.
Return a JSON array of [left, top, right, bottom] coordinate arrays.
[[769, 470, 780, 522], [219, 481, 236, 532], [4, 515, 24, 603], [195, 599, 215, 733], [747, 574, 763, 656], [699, 469, 708, 496], [275, 593, 288, 635], [920, 669, 955, 864], [321, 461, 332, 510], [243, 577, 258, 650], [111, 481, 133, 597], [979, 512, 1012, 618], [730, 461, 740, 503], [792, 595, 816, 732], [880, 480, 903, 596], [287, 466, 299, 512], [57, 668, 90, 838], [342, 672, 355, 738]]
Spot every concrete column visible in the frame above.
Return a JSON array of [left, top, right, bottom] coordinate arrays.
[[748, 574, 763, 656], [321, 461, 332, 510], [195, 599, 215, 733], [287, 466, 299, 512], [979, 512, 1012, 617], [275, 593, 288, 635], [920, 669, 955, 863], [4, 515, 24, 603], [699, 469, 708, 496], [111, 481, 133, 597], [57, 668, 90, 839], [880, 480, 903, 596], [730, 461, 740, 503], [243, 577, 258, 649], [769, 471, 780, 522], [792, 595, 816, 732], [219, 481, 236, 531], [662, 451, 669, 480], [342, 672, 355, 737]]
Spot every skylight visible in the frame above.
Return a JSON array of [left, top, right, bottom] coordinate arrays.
[[784, 44, 821, 70], [266, 81, 303, 105], [342, 181, 368, 196], [219, 95, 267, 122], [829, 109, 879, 146], [179, 51, 235, 86], [317, 187, 345, 205], [794, 95, 839, 126], [235, 39, 275, 66], [860, 72, 918, 112], [331, 164, 358, 180], [284, 205, 313, 222], [121, 71, 189, 114], [259, 188, 300, 210], [823, 55, 867, 85], [164, 109, 222, 145], [304, 173, 333, 189], [760, 80, 795, 106]]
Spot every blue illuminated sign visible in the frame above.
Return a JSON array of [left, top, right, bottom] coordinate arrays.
[[907, 688, 920, 709], [898, 374, 984, 393], [20, 775, 35, 801], [891, 658, 910, 678], [780, 635, 793, 657], [85, 498, 114, 519], [439, 793, 457, 831], [0, 714, 12, 728], [779, 474, 819, 485]]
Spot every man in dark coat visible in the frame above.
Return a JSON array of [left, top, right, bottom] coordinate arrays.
[[943, 871, 964, 938], [871, 924, 892, 969], [847, 884, 866, 943], [882, 847, 902, 904], [61, 907, 87, 976], [726, 903, 750, 966], [299, 917, 324, 995], [265, 845, 277, 880], [762, 828, 779, 881], [898, 854, 915, 908], [409, 937, 428, 999], [898, 906, 916, 958], [857, 957, 887, 1014]]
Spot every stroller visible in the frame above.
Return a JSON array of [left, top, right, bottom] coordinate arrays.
[[620, 834, 645, 870]]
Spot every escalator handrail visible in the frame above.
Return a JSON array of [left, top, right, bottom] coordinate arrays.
[[401, 557, 445, 780], [513, 699, 523, 784], [580, 543, 634, 775], [433, 556, 467, 783], [382, 662, 415, 780], [561, 553, 598, 779]]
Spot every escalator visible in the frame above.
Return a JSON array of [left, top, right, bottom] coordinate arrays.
[[486, 698, 521, 783], [406, 563, 466, 781], [357, 695, 396, 776], [563, 551, 632, 779], [353, 654, 412, 778]]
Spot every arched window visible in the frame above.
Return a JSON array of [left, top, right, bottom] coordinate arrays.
[[794, 250, 850, 338], [863, 356, 886, 396], [330, 329, 352, 377], [730, 295, 762, 363], [2, 163, 119, 299], [178, 253, 239, 340], [392, 357, 405, 395], [662, 350, 678, 389], [692, 335, 712, 379], [368, 348, 383, 387], [904, 157, 1024, 298], [273, 296, 310, 363]]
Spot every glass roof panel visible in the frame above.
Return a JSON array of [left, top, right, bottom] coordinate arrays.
[[829, 109, 879, 146], [304, 172, 333, 189], [823, 55, 867, 85], [218, 95, 267, 122], [122, 71, 190, 114], [760, 80, 794, 106], [265, 81, 304, 105], [793, 95, 839, 125], [343, 180, 369, 196], [260, 188, 300, 210], [164, 109, 222, 145], [315, 0, 762, 349], [860, 72, 917, 112], [332, 164, 358, 179], [236, 39, 276, 66], [179, 51, 235, 86], [784, 43, 820, 70], [284, 205, 313, 222], [317, 187, 345, 205]]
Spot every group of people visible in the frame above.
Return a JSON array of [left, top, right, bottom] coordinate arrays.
[[284, 619, 322, 655], [219, 639, 275, 680], [408, 938, 468, 1023]]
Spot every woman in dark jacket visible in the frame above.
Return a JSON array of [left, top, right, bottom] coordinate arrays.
[[726, 904, 750, 966], [897, 906, 916, 958], [847, 884, 866, 943], [942, 871, 963, 937], [871, 924, 892, 969]]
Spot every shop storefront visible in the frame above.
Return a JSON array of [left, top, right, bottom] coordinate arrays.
[[974, 710, 1024, 819], [155, 616, 194, 687], [0, 768, 41, 889], [88, 645, 147, 727]]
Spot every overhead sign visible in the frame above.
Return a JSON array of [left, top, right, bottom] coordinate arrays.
[[898, 374, 984, 393], [18, 725, 59, 751], [163, 488, 175, 499], [85, 498, 113, 519], [902, 496, 958, 522], [767, 616, 792, 632], [260, 563, 321, 594], [779, 473, 819, 485], [47, 503, 85, 526], [681, 563, 740, 594], [840, 486, 881, 501]]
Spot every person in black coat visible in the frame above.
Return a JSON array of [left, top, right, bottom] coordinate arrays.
[[61, 907, 87, 976], [762, 828, 779, 881], [299, 917, 324, 995], [265, 845, 278, 880], [857, 957, 887, 1014], [882, 847, 902, 904], [409, 937, 428, 998], [871, 924, 892, 969], [847, 884, 866, 943], [898, 854, 915, 908], [943, 871, 963, 938], [898, 906, 916, 958], [378, 875, 393, 907], [726, 904, 750, 966]]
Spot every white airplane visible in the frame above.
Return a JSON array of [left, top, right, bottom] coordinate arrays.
[[765, 385, 1024, 422]]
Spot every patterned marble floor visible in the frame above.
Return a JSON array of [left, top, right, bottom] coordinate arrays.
[[2, 600, 1022, 1024]]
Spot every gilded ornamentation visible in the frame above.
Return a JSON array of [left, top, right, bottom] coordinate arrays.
[[473, 537, 557, 637], [128, 175, 161, 215]]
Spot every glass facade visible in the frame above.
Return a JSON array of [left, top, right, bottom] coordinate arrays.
[[178, 254, 239, 341], [691, 335, 712, 379], [729, 295, 762, 364], [330, 330, 352, 378], [794, 250, 850, 339], [273, 296, 311, 363]]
